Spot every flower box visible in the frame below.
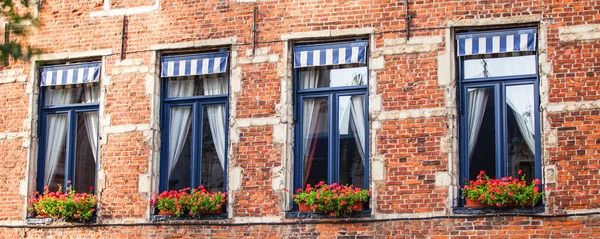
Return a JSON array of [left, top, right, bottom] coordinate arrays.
[[28, 183, 97, 222], [461, 170, 543, 208], [150, 186, 227, 217], [293, 181, 370, 217]]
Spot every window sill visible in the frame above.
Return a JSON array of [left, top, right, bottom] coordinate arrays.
[[285, 210, 371, 219], [150, 213, 227, 222], [453, 206, 544, 215], [26, 216, 97, 225]]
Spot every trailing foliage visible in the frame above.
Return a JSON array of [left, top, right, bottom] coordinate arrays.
[[461, 170, 544, 207], [293, 181, 370, 217], [0, 0, 40, 66], [28, 183, 97, 222]]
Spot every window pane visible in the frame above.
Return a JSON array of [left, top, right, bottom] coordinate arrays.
[[201, 104, 226, 192], [300, 66, 367, 89], [44, 113, 68, 192], [44, 84, 99, 106], [467, 87, 496, 180], [74, 112, 97, 193], [338, 95, 365, 188], [506, 84, 535, 180], [463, 54, 536, 79], [302, 97, 329, 187], [167, 74, 228, 98], [167, 106, 193, 190]]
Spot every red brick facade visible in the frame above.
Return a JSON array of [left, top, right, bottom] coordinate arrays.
[[0, 0, 598, 238]]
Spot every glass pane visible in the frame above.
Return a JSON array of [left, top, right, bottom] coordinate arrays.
[[506, 84, 535, 180], [300, 66, 367, 89], [338, 95, 365, 188], [463, 54, 536, 79], [302, 97, 329, 187], [167, 74, 228, 98], [467, 87, 496, 180], [74, 112, 97, 193], [201, 104, 226, 192], [44, 85, 99, 106], [44, 113, 68, 192], [167, 106, 193, 190]]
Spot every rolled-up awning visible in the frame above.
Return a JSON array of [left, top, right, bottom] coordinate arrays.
[[41, 62, 101, 86], [161, 52, 229, 77], [294, 41, 368, 68], [456, 28, 537, 56]]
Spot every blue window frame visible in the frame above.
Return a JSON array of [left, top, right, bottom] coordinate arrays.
[[293, 41, 370, 191], [457, 28, 542, 203], [159, 51, 229, 193], [37, 62, 101, 194]]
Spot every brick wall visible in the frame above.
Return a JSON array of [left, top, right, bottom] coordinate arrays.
[[0, 0, 597, 237]]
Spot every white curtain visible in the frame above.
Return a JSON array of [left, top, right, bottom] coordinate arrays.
[[301, 70, 321, 182], [467, 88, 489, 161], [203, 75, 227, 169], [349, 74, 366, 163], [167, 77, 195, 179], [83, 86, 99, 161], [506, 85, 535, 154], [44, 88, 73, 186]]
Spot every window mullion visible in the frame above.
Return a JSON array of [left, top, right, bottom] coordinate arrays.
[[65, 109, 77, 189], [191, 102, 201, 189], [495, 83, 506, 178], [329, 93, 338, 184]]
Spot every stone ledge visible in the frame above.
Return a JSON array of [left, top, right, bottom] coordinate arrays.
[[285, 210, 371, 219], [26, 216, 97, 225], [150, 214, 227, 222], [452, 206, 544, 215]]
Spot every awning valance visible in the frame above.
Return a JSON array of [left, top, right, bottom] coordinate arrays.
[[294, 41, 368, 68], [41, 62, 101, 86], [161, 52, 229, 77], [456, 28, 537, 56]]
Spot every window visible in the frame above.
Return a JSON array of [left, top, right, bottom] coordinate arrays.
[[37, 62, 101, 194], [457, 28, 541, 193], [159, 51, 229, 193], [293, 41, 369, 191]]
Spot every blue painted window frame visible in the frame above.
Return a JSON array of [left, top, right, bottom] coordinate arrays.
[[292, 40, 370, 192], [37, 72, 100, 193], [159, 51, 230, 193], [457, 29, 542, 206]]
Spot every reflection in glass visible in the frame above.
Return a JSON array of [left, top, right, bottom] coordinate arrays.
[[338, 95, 365, 188], [74, 112, 97, 193], [463, 54, 536, 79], [167, 74, 228, 98], [302, 97, 329, 187], [201, 104, 226, 192], [506, 84, 535, 180], [300, 66, 367, 89], [167, 106, 193, 190], [45, 114, 68, 192], [467, 87, 496, 180]]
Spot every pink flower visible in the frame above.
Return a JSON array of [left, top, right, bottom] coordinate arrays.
[[518, 169, 523, 175]]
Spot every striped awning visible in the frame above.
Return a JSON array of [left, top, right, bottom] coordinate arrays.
[[41, 62, 101, 86], [456, 28, 537, 56], [161, 52, 229, 77], [294, 41, 368, 68]]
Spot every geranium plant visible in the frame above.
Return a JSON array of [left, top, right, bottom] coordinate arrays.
[[149, 188, 190, 216], [149, 186, 227, 217], [188, 186, 227, 216], [28, 182, 97, 222], [293, 181, 370, 217], [461, 170, 543, 207]]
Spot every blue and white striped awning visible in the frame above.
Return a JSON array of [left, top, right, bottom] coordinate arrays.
[[456, 28, 537, 56], [41, 62, 101, 86], [294, 41, 368, 68], [161, 52, 229, 77]]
